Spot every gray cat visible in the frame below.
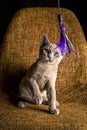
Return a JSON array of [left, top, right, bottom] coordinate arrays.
[[17, 34, 63, 114]]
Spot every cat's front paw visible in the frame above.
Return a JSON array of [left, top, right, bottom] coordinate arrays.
[[49, 108, 60, 115], [34, 96, 43, 105]]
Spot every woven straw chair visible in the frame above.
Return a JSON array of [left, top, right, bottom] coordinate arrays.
[[0, 8, 87, 130]]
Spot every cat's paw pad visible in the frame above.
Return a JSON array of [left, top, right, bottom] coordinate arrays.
[[49, 108, 60, 115], [17, 101, 27, 108]]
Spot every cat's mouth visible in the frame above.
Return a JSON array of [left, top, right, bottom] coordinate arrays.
[[46, 57, 53, 62]]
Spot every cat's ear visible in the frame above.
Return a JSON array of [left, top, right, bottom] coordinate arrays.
[[40, 34, 50, 48]]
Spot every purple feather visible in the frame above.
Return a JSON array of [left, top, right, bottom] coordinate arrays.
[[57, 32, 67, 56], [54, 22, 74, 56]]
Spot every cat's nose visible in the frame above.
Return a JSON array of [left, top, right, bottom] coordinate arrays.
[[49, 53, 53, 58], [48, 53, 53, 61]]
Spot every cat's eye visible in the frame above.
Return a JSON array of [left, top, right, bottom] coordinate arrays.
[[54, 52, 59, 57], [45, 49, 49, 52], [43, 49, 51, 54]]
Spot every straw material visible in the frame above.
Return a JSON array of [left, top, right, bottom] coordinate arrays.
[[0, 8, 87, 130]]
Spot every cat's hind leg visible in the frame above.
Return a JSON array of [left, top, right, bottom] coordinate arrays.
[[17, 96, 36, 108]]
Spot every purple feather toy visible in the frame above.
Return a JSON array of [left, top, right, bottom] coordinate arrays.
[[53, 0, 75, 56]]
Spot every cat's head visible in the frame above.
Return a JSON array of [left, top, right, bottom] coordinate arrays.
[[39, 34, 63, 64]]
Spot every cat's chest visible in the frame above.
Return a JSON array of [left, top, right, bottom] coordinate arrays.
[[36, 64, 57, 80], [38, 66, 57, 89]]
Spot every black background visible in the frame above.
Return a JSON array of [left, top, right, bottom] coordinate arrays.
[[0, 0, 86, 46]]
